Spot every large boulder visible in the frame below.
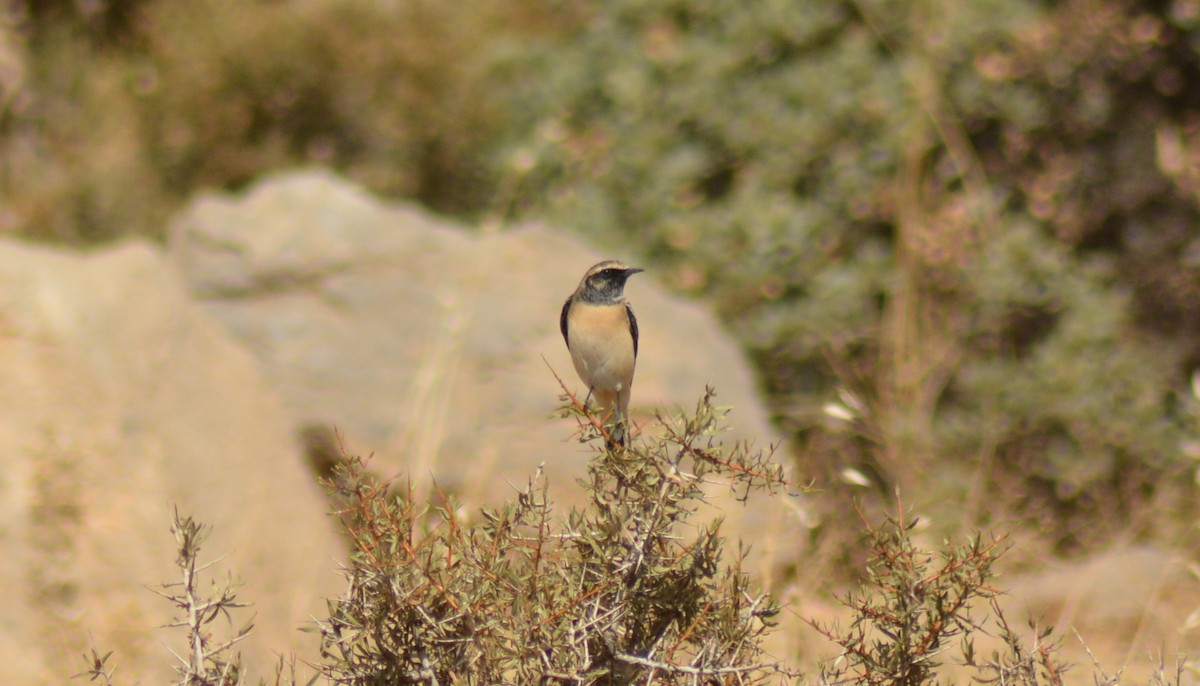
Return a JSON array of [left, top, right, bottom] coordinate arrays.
[[167, 168, 805, 566], [0, 240, 342, 684]]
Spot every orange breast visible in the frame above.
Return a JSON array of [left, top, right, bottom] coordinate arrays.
[[566, 301, 637, 404]]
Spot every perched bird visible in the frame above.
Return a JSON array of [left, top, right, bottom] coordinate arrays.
[[560, 260, 643, 446]]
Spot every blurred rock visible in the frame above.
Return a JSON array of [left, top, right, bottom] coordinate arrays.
[[1002, 544, 1197, 672], [168, 168, 806, 573], [0, 240, 341, 684]]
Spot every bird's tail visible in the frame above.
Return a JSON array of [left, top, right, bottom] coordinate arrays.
[[593, 390, 627, 450], [605, 414, 627, 450]]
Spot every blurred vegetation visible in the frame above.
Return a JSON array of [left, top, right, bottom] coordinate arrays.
[[498, 0, 1200, 557], [0, 0, 580, 240], [5, 0, 1200, 559]]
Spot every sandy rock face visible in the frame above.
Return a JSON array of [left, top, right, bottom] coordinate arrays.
[[167, 170, 796, 531], [0, 240, 342, 684]]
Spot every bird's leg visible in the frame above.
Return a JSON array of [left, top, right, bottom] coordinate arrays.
[[598, 405, 626, 450], [584, 387, 626, 450], [607, 415, 627, 450]]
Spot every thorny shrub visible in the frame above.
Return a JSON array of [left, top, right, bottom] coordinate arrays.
[[811, 512, 1009, 686], [75, 389, 1170, 685], [77, 509, 254, 686], [806, 511, 1178, 686], [314, 387, 798, 685]]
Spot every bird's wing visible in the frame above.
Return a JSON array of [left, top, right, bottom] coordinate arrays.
[[626, 302, 639, 358], [559, 296, 573, 348]]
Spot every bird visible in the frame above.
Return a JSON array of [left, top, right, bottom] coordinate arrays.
[[560, 260, 643, 447]]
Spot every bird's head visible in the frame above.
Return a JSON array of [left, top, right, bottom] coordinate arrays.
[[578, 260, 643, 303]]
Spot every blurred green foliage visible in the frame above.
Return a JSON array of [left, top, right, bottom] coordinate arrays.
[[3, 0, 1200, 551], [0, 0, 578, 239], [501, 0, 1200, 549]]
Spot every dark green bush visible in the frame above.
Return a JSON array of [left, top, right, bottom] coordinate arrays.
[[498, 0, 1200, 549]]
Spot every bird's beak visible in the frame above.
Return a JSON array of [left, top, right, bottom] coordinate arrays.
[[627, 267, 644, 276]]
